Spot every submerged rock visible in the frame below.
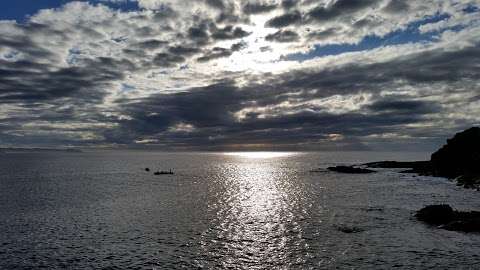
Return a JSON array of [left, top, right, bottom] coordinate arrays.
[[327, 166, 376, 174], [416, 204, 480, 232]]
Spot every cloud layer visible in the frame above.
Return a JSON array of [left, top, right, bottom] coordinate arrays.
[[0, 0, 479, 150]]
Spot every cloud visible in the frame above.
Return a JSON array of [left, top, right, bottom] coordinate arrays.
[[210, 25, 251, 40], [265, 30, 300, 42], [265, 10, 302, 28], [197, 41, 246, 62], [243, 2, 278, 15], [100, 42, 480, 150], [307, 0, 382, 22], [0, 0, 479, 150]]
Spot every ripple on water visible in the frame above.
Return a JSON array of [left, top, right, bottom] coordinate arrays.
[[1, 152, 480, 269]]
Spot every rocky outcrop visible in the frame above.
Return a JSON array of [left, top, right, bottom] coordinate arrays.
[[364, 127, 480, 189], [430, 127, 480, 188], [415, 204, 455, 225], [416, 205, 480, 232], [364, 161, 432, 174], [327, 166, 376, 174]]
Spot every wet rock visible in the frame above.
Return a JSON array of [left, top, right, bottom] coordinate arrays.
[[327, 166, 376, 174], [364, 161, 432, 174], [336, 225, 364, 233], [440, 219, 480, 232], [309, 168, 327, 173], [416, 204, 480, 232], [415, 205, 454, 225]]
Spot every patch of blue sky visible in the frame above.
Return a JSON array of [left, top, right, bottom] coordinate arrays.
[[120, 83, 135, 93], [0, 0, 139, 22], [284, 12, 472, 62], [463, 4, 479, 13]]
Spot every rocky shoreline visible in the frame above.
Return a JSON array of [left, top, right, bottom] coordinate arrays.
[[326, 127, 480, 190], [324, 127, 480, 233]]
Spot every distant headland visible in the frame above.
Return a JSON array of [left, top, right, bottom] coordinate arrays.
[[325, 127, 480, 232], [327, 127, 480, 190], [0, 147, 82, 153]]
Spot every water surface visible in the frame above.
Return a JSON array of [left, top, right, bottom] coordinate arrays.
[[1, 151, 479, 269]]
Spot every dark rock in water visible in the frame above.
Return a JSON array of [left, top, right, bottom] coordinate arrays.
[[416, 204, 480, 232], [364, 161, 432, 174], [154, 170, 174, 175], [365, 161, 430, 169], [309, 168, 327, 173], [415, 205, 455, 225], [327, 166, 376, 174], [336, 225, 364, 233], [145, 168, 150, 172], [440, 218, 480, 232]]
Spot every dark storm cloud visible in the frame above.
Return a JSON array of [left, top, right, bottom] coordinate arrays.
[[281, 0, 297, 9], [168, 45, 201, 56], [1, 1, 479, 149], [0, 57, 129, 103], [265, 11, 302, 28], [152, 53, 186, 67], [105, 44, 480, 149], [197, 42, 246, 62], [307, 0, 381, 22], [307, 28, 338, 40], [205, 0, 225, 9], [210, 25, 250, 40], [0, 35, 56, 59], [367, 99, 441, 115], [109, 79, 436, 150], [133, 39, 168, 50], [265, 30, 300, 42], [382, 0, 410, 14], [243, 2, 278, 14], [280, 45, 480, 91], [188, 24, 211, 45]]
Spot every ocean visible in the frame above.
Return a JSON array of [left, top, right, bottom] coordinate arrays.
[[1, 151, 480, 269]]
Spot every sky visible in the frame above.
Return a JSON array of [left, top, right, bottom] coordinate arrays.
[[0, 0, 479, 151]]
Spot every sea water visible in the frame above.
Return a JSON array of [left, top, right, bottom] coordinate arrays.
[[1, 151, 479, 269]]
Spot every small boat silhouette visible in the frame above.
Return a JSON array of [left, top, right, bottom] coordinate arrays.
[[153, 169, 174, 175]]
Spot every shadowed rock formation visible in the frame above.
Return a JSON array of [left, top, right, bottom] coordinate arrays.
[[327, 166, 376, 174], [416, 205, 480, 232], [430, 127, 480, 188], [364, 127, 480, 189]]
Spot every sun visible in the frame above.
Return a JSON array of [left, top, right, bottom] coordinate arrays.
[[216, 15, 295, 73]]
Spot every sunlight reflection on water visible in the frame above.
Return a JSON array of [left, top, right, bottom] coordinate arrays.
[[200, 153, 311, 268], [222, 152, 298, 159]]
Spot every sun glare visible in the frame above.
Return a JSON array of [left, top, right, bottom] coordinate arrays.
[[223, 152, 296, 159]]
